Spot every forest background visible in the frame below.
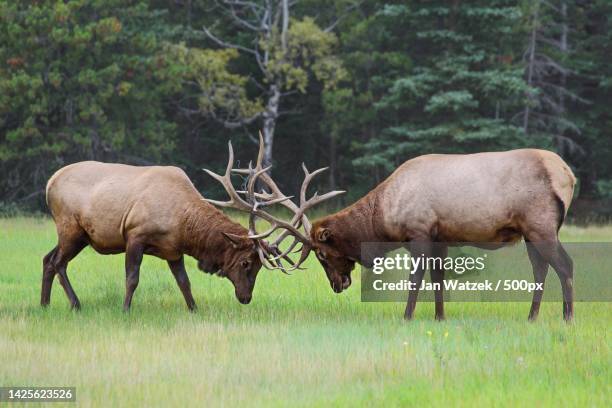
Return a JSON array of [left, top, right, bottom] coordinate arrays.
[[1, 0, 610, 219]]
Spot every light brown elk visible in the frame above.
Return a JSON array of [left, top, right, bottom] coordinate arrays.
[[43, 143, 298, 311], [311, 150, 576, 321], [253, 147, 576, 322]]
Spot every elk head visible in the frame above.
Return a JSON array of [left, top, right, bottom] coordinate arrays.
[[196, 232, 263, 304], [309, 220, 356, 293]]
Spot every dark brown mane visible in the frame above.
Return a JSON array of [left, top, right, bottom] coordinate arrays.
[[180, 201, 248, 264], [312, 187, 385, 261]]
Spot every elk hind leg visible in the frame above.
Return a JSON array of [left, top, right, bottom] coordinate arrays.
[[41, 246, 58, 307], [123, 240, 144, 312], [431, 245, 447, 321], [404, 240, 432, 321], [53, 233, 88, 310], [525, 241, 549, 321], [524, 228, 573, 322]]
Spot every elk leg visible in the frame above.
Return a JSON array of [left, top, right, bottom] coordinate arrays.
[[54, 239, 88, 310], [431, 245, 447, 321], [404, 241, 432, 321], [526, 242, 549, 321], [41, 246, 58, 307], [552, 243, 574, 321], [532, 240, 573, 321], [168, 257, 196, 311], [123, 241, 144, 312]]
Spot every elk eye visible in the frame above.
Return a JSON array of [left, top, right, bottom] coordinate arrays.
[[241, 260, 250, 268]]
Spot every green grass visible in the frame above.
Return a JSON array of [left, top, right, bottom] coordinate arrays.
[[0, 217, 610, 407]]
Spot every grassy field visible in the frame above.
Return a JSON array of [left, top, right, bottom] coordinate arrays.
[[1, 217, 610, 407]]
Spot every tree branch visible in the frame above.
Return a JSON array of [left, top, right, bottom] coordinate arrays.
[[242, 127, 259, 144], [200, 25, 257, 55], [324, 1, 363, 33], [209, 109, 263, 129], [223, 0, 263, 10], [225, 3, 262, 31]]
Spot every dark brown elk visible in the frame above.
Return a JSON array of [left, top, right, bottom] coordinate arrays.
[[43, 143, 292, 311], [257, 148, 576, 322]]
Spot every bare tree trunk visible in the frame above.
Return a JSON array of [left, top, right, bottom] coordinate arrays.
[[262, 83, 281, 168], [523, 4, 539, 135], [261, 0, 289, 170]]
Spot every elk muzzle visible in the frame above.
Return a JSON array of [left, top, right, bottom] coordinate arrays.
[[325, 267, 353, 293]]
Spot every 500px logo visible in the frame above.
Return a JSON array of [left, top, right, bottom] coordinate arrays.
[[371, 253, 487, 275]]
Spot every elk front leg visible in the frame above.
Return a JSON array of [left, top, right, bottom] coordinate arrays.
[[168, 257, 196, 311], [404, 240, 432, 321], [123, 241, 144, 312]]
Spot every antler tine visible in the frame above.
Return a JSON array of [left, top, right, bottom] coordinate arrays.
[[241, 158, 304, 242], [267, 237, 302, 261], [268, 164, 345, 247], [202, 141, 253, 211], [238, 131, 311, 247], [297, 163, 346, 235], [255, 244, 290, 274], [262, 241, 307, 272], [247, 210, 311, 243], [203, 136, 309, 273]]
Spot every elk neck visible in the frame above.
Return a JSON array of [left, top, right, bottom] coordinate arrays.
[[323, 190, 387, 261], [180, 201, 248, 265]]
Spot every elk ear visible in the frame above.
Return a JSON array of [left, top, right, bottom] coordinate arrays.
[[317, 227, 332, 242], [222, 232, 245, 248]]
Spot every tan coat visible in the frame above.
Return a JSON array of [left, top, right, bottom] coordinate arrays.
[[377, 149, 575, 242], [46, 161, 245, 259], [44, 161, 260, 310], [310, 149, 576, 321]]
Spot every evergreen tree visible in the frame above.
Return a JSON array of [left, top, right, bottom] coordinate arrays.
[[324, 1, 530, 196], [0, 1, 181, 203]]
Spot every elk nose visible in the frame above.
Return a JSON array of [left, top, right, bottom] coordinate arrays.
[[239, 295, 252, 305], [342, 275, 352, 289]]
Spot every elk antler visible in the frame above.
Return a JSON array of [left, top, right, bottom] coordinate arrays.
[[204, 132, 344, 271], [231, 131, 345, 270], [203, 139, 312, 272], [202, 141, 283, 271]]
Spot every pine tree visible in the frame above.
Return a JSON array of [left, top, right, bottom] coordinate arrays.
[[0, 1, 182, 204], [324, 1, 529, 196]]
